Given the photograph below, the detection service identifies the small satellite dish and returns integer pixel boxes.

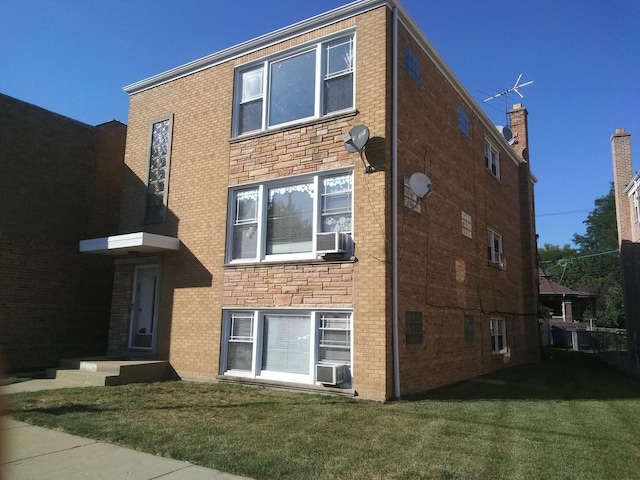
[495,125,512,141]
[344,125,373,173]
[408,172,433,199]
[343,125,370,153]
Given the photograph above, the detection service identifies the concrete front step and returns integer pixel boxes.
[47,369,119,386]
[46,359,170,387]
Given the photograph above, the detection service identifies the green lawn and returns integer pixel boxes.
[5,349,640,480]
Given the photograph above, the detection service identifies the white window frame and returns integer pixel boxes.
[634,191,640,223]
[318,313,352,365]
[226,169,353,263]
[221,309,353,386]
[487,228,504,266]
[232,32,355,136]
[484,139,500,179]
[490,318,507,354]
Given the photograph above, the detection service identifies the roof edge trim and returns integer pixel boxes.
[123,0,388,94]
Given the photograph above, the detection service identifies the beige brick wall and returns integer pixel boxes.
[112,4,538,399]
[113,6,393,398]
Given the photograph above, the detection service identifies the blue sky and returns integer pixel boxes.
[2,0,638,248]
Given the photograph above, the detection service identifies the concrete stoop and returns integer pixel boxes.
[46,358,170,386]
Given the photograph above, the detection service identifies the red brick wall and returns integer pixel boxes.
[0,93,126,371]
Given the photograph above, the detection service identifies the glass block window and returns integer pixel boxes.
[403,45,420,85]
[461,211,473,238]
[406,311,423,345]
[145,116,173,224]
[458,107,469,135]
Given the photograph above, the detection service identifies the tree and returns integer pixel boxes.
[538,184,624,328]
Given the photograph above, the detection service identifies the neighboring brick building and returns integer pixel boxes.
[81,0,539,400]
[611,128,639,354]
[0,93,126,372]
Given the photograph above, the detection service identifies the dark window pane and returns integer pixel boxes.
[233,223,258,259]
[228,342,252,370]
[239,99,262,134]
[324,74,353,114]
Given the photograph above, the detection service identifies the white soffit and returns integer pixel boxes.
[79,232,180,256]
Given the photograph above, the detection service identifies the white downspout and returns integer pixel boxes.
[391,6,400,399]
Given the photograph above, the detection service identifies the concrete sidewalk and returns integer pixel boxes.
[1,379,252,480]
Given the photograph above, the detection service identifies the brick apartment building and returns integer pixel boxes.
[611,128,639,354]
[81,0,539,400]
[0,93,126,372]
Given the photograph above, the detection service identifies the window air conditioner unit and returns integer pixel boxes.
[316,232,348,254]
[316,364,346,385]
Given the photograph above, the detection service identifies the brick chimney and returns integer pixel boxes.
[509,103,537,320]
[509,103,529,162]
[611,128,633,243]
[610,128,640,355]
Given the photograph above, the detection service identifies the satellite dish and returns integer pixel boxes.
[343,125,370,153]
[495,125,514,143]
[408,172,432,199]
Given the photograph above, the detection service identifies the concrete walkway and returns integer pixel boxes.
[1,379,252,480]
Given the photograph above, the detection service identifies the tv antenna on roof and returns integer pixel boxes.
[482,73,534,125]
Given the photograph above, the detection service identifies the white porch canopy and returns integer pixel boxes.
[79,232,180,256]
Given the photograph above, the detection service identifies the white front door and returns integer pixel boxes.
[129,265,159,350]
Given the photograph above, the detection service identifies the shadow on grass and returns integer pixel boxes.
[405,348,640,402]
[7,404,111,416]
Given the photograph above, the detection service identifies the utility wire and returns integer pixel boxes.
[536,209,591,217]
[539,249,618,264]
